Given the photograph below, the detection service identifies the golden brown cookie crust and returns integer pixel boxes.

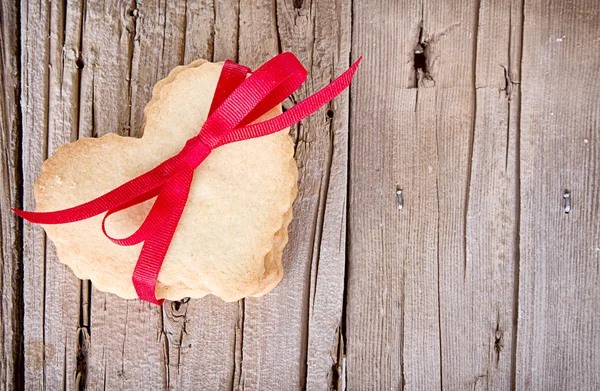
[35,59,298,302]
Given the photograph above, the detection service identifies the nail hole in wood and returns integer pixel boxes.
[414,45,427,74]
[563,190,571,214]
[413,25,435,87]
[327,109,334,118]
[396,187,403,211]
[75,57,85,69]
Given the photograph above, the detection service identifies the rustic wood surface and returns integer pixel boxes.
[0,0,598,390]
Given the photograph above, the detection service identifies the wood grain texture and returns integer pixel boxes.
[516,0,600,389]
[437,0,522,389]
[237,0,351,389]
[302,1,352,388]
[21,0,83,389]
[235,0,298,388]
[80,1,238,390]
[163,3,242,390]
[0,0,22,389]
[4,0,600,389]
[74,1,164,389]
[346,0,524,389]
[347,1,440,388]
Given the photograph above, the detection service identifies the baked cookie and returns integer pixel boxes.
[35,59,298,302]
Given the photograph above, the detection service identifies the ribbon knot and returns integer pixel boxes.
[14,52,361,305]
[181,138,212,168]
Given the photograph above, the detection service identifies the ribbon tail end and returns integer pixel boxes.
[11,208,36,222]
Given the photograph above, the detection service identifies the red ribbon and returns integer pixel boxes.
[13,52,361,305]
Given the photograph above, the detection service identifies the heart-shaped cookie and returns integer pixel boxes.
[35,59,298,302]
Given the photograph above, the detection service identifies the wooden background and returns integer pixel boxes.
[1,0,599,389]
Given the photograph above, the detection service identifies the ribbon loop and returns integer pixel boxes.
[218,56,362,146]
[13,52,361,304]
[101,187,163,246]
[199,53,308,147]
[133,167,195,305]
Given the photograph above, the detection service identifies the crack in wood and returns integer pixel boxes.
[90,71,96,138]
[330,326,345,390]
[209,0,216,61]
[75,325,90,390]
[310,105,337,315]
[126,0,139,137]
[160,308,170,387]
[161,298,191,389]
[339,4,354,389]
[235,0,241,63]
[464,0,482,282]
[434,88,443,391]
[232,299,245,391]
[413,23,434,89]
[0,0,25,387]
[160,0,168,68]
[473,373,489,390]
[273,0,283,55]
[509,0,525,388]
[41,2,54,387]
[181,0,188,61]
[494,312,504,367]
[76,280,91,389]
[74,1,92,382]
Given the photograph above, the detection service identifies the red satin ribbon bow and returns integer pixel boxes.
[13,52,361,305]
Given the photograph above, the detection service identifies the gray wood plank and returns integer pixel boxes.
[21,1,53,387]
[73,1,240,389]
[44,0,91,388]
[236,0,352,389]
[346,1,440,388]
[79,1,176,389]
[0,0,23,388]
[161,298,238,390]
[347,0,523,389]
[161,2,242,390]
[436,0,522,389]
[72,1,164,389]
[303,0,352,387]
[21,0,83,389]
[235,0,295,388]
[516,0,600,389]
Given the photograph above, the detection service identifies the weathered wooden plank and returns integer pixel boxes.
[21,1,52,387]
[213,0,240,62]
[80,0,171,389]
[78,1,241,389]
[435,0,522,389]
[162,298,238,390]
[302,0,352,388]
[516,0,600,389]
[183,0,215,64]
[346,1,441,388]
[235,0,295,388]
[21,0,83,388]
[236,0,352,389]
[44,0,91,388]
[164,2,242,389]
[347,0,521,388]
[0,0,23,388]
[128,0,188,138]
